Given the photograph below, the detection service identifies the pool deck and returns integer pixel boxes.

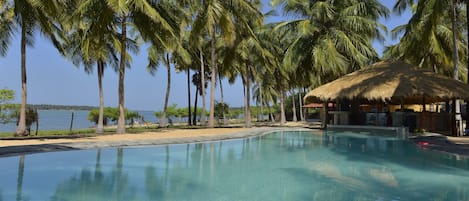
[410,133,469,157]
[0,127,311,157]
[1,125,469,158]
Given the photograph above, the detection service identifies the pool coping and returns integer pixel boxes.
[2,127,469,159]
[0,127,313,157]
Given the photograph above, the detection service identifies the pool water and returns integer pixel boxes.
[1,130,469,201]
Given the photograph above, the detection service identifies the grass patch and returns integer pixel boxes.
[0,128,98,138]
[0,125,178,139]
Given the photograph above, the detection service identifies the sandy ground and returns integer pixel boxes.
[0,128,250,148]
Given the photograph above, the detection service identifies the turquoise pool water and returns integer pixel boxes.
[1,130,469,201]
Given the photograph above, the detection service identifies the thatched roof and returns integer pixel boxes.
[304,60,469,104]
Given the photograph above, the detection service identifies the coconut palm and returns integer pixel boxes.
[62,0,123,134]
[384,0,467,77]
[386,0,467,135]
[205,1,264,128]
[0,0,64,136]
[97,0,176,134]
[274,0,389,85]
[190,0,262,128]
[146,2,190,128]
[256,23,293,125]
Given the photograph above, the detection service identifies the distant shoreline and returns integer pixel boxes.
[23,104,98,111]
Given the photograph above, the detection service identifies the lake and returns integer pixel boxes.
[0,110,160,132]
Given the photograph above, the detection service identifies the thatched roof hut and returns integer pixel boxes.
[304,60,469,104]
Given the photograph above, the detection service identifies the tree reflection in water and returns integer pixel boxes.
[50,148,136,201]
[16,155,24,201]
[7,131,469,201]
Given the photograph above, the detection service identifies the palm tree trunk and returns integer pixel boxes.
[292,90,297,122]
[299,88,304,121]
[208,30,217,128]
[200,51,206,126]
[267,102,275,123]
[280,90,286,126]
[218,72,227,125]
[160,53,171,128]
[35,113,38,136]
[187,67,192,126]
[16,26,28,136]
[466,0,469,132]
[96,59,104,134]
[245,66,252,128]
[451,0,463,136]
[259,82,263,122]
[193,86,199,126]
[117,15,127,134]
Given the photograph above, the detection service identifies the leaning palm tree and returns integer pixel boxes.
[146,2,190,128]
[0,0,64,136]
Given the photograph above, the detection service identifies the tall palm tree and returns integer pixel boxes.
[63,0,122,134]
[450,0,464,135]
[190,0,262,127]
[102,0,175,134]
[146,2,190,128]
[0,0,64,136]
[210,1,264,128]
[256,23,292,125]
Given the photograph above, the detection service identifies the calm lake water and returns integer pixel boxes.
[0,110,159,132]
[0,130,468,200]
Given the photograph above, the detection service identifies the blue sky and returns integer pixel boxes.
[0,0,411,111]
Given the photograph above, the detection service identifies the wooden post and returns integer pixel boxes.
[421,96,425,131]
[322,101,329,129]
[69,110,74,134]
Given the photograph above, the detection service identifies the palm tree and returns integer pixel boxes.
[385,0,466,77]
[210,1,264,128]
[146,2,190,128]
[100,0,175,134]
[274,0,389,85]
[0,0,64,136]
[387,0,467,135]
[190,0,262,127]
[255,23,292,125]
[63,0,122,134]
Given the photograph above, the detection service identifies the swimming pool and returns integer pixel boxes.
[1,130,468,201]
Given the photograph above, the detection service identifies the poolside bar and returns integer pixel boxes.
[304,60,469,136]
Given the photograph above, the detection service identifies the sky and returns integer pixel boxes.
[0,0,412,111]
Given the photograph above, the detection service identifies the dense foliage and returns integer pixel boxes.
[0,88,15,123]
[88,107,141,125]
